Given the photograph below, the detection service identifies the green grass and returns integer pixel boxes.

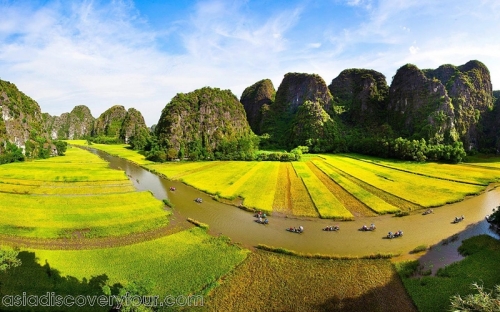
[313,160,400,214]
[395,235,500,312]
[321,154,484,208]
[0,228,249,310]
[292,162,353,219]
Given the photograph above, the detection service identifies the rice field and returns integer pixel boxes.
[175,162,258,195]
[307,161,377,217]
[348,154,500,185]
[205,250,417,312]
[312,160,400,214]
[78,143,498,217]
[0,228,249,310]
[221,161,280,211]
[0,147,169,239]
[321,155,485,208]
[148,161,224,179]
[292,162,354,219]
[66,140,153,165]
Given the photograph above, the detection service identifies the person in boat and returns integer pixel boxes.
[263,213,267,218]
[264,218,269,224]
[370,223,376,230]
[258,216,262,223]
[388,231,393,237]
[362,225,367,230]
[299,225,304,233]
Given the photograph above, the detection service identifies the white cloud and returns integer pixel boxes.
[1,0,500,126]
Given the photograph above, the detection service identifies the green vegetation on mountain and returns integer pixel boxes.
[44,105,94,140]
[0,79,57,161]
[329,68,389,126]
[152,87,258,161]
[260,72,339,151]
[240,79,275,135]
[423,60,494,150]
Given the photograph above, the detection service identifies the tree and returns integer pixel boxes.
[0,249,21,272]
[54,140,68,156]
[450,283,500,311]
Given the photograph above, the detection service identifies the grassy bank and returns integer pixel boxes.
[395,235,500,312]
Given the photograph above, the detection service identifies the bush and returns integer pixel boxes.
[162,198,174,208]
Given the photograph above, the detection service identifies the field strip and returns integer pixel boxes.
[233,161,280,212]
[289,163,318,217]
[148,161,226,180]
[320,155,484,207]
[292,162,353,219]
[306,161,377,217]
[272,163,294,215]
[344,154,490,186]
[219,162,267,198]
[318,158,422,211]
[175,162,259,195]
[312,160,400,214]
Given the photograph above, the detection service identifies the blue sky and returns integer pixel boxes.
[1,0,499,125]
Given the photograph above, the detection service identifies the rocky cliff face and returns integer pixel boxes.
[155,87,255,154]
[0,79,46,154]
[44,105,94,139]
[329,69,389,126]
[120,108,149,143]
[423,60,493,149]
[240,79,275,135]
[479,92,500,152]
[261,73,335,149]
[388,64,457,144]
[93,105,128,137]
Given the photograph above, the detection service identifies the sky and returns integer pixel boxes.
[0,0,499,126]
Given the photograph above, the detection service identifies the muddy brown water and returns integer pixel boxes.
[90,149,500,269]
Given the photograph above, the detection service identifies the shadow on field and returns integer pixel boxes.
[0,251,122,311]
[314,275,417,312]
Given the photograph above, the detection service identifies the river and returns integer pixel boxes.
[89,148,500,269]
